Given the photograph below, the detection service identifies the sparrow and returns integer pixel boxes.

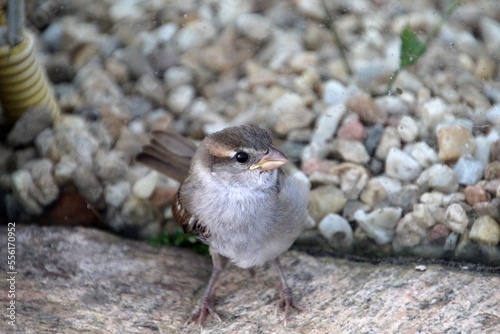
[136,125,309,326]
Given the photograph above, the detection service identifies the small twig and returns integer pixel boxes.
[321,0,352,76]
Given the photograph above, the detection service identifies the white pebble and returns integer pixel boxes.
[415,265,427,272]
[154,23,178,44]
[174,20,217,51]
[335,139,370,164]
[319,214,354,249]
[323,80,348,105]
[453,155,485,186]
[385,148,422,181]
[375,127,401,160]
[295,0,326,20]
[218,0,253,24]
[406,142,439,168]
[397,116,419,142]
[340,166,369,200]
[235,13,272,42]
[420,191,444,206]
[416,164,458,193]
[419,97,449,130]
[480,17,500,54]
[164,66,193,89]
[445,203,468,234]
[166,85,195,114]
[271,93,314,135]
[354,207,403,245]
[132,171,159,199]
[413,203,435,228]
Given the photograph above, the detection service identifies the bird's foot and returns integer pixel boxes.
[188,295,221,327]
[275,287,304,326]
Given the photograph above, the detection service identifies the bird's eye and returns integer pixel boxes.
[235,151,249,163]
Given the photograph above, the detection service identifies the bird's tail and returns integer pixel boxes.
[135,130,196,182]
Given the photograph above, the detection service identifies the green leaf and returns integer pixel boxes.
[400,27,426,69]
[147,228,209,255]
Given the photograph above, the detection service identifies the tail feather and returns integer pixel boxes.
[136,130,196,182]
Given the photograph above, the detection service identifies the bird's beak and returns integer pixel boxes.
[249,147,288,171]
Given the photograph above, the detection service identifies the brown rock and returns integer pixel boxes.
[346,95,388,124]
[309,185,348,222]
[337,118,367,141]
[473,199,500,220]
[490,140,500,162]
[437,124,475,162]
[464,185,491,205]
[484,161,500,180]
[428,224,452,245]
[301,158,339,176]
[40,190,101,227]
[483,179,500,195]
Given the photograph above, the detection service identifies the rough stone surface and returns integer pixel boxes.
[1,226,499,334]
[0,225,500,333]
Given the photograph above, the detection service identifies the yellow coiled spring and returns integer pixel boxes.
[0,31,60,122]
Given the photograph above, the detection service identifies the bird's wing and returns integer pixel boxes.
[172,189,211,242]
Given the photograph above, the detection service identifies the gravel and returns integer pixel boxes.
[0,0,499,265]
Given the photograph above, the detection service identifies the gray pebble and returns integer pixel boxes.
[94,150,128,184]
[7,107,53,147]
[34,128,60,161]
[11,170,43,215]
[389,185,419,213]
[104,181,131,208]
[72,165,103,204]
[28,159,59,206]
[364,124,384,156]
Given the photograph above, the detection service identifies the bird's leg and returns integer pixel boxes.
[274,257,304,325]
[189,251,226,327]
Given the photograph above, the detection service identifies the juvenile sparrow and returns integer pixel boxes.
[136,125,309,326]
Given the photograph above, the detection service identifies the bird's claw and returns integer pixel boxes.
[188,296,221,328]
[275,287,304,326]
